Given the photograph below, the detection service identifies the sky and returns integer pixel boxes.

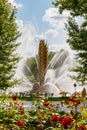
[9,0,74,58]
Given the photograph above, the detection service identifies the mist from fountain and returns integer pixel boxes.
[7,59,33,94]
[44,50,85,96]
[9,49,84,97]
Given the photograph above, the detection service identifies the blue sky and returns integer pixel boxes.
[9,0,73,58]
[16,0,54,32]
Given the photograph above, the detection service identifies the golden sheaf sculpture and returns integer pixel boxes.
[38,40,48,86]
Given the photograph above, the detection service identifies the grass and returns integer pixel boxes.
[0,96,69,101]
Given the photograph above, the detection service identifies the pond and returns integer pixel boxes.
[22,101,72,112]
[22,100,87,113]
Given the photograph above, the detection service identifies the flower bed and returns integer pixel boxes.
[0,93,87,130]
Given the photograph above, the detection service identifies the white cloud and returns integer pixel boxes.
[17,20,38,58]
[45,29,58,38]
[49,43,75,57]
[16,20,24,31]
[35,34,46,42]
[42,7,70,45]
[8,0,22,8]
[43,7,70,29]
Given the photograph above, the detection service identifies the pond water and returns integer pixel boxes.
[22,101,72,112]
[22,101,32,110]
[22,101,87,112]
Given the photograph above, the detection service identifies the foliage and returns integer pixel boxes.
[0,93,87,130]
[65,17,87,84]
[53,0,87,85]
[0,0,21,90]
[53,0,87,17]
[25,57,38,81]
[48,51,56,63]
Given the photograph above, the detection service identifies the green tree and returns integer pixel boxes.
[65,17,87,85]
[48,51,56,62]
[53,0,87,85]
[26,57,38,81]
[0,0,20,90]
[53,0,87,17]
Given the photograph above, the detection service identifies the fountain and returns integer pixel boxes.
[9,40,85,97]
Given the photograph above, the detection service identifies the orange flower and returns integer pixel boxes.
[38,105,44,109]
[43,99,50,106]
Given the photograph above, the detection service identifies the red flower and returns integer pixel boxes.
[69,96,75,102]
[63,124,68,129]
[17,121,24,127]
[20,110,24,114]
[58,116,63,122]
[50,115,59,122]
[70,110,74,115]
[75,100,81,106]
[62,117,72,129]
[79,125,86,130]
[12,95,18,100]
[63,117,72,124]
